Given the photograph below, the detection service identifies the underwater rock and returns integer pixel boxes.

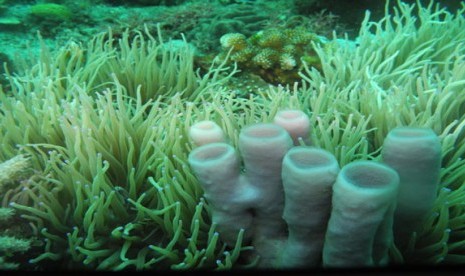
[29,3,72,22]
[104,0,188,6]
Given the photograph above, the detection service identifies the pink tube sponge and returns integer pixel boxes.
[323,161,399,267]
[273,110,311,145]
[381,127,441,247]
[280,146,339,268]
[188,120,225,146]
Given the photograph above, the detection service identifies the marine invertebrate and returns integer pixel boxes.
[188,110,312,267]
[0,28,244,270]
[382,127,442,248]
[218,26,323,85]
[7,88,248,270]
[323,161,399,267]
[188,107,453,269]
[187,108,451,269]
[280,146,339,268]
[300,0,465,264]
[219,33,247,51]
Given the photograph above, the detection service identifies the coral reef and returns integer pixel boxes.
[157,1,280,54]
[0,0,465,271]
[0,0,347,77]
[0,155,35,270]
[217,27,323,85]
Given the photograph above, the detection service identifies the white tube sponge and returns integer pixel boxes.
[189,120,225,146]
[238,123,293,266]
[188,142,255,244]
[239,124,292,226]
[323,161,399,267]
[280,147,340,268]
[273,109,311,145]
[381,127,441,246]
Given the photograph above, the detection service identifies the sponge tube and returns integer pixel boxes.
[239,123,293,266]
[323,161,399,267]
[188,142,255,244]
[381,127,441,246]
[189,120,225,146]
[273,110,311,145]
[239,123,293,218]
[280,146,339,268]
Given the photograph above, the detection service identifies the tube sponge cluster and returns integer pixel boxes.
[189,122,293,266]
[188,109,442,268]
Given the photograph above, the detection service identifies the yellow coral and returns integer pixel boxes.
[287,27,315,45]
[0,155,31,193]
[231,47,254,63]
[283,44,297,55]
[220,33,248,51]
[252,48,279,69]
[280,53,297,71]
[256,29,286,48]
[217,27,323,86]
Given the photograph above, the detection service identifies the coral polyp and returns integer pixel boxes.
[218,27,323,86]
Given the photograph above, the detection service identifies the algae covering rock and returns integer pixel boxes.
[104,0,187,6]
[217,27,324,86]
[30,3,72,22]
